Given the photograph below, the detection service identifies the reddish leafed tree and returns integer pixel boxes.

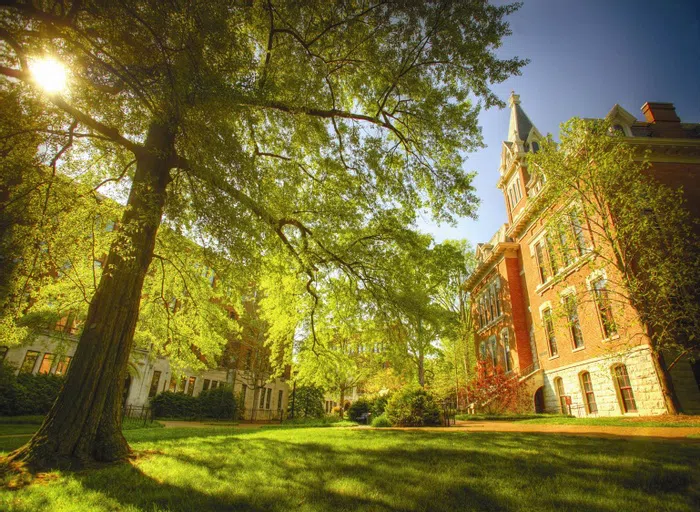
[466,361,530,414]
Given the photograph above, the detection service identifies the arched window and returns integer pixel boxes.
[580,371,597,414]
[554,377,568,413]
[612,364,637,413]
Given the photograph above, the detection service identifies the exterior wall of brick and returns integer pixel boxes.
[466,97,700,417]
[504,253,532,371]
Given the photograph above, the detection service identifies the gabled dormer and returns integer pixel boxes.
[498,92,543,223]
[605,104,636,137]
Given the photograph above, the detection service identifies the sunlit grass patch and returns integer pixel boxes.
[2,427,699,511]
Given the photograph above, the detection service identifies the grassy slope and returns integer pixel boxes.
[2,426,699,512]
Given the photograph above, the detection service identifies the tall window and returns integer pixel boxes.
[242,384,248,405]
[580,372,598,414]
[38,353,55,374]
[479,341,487,362]
[535,241,551,283]
[202,379,211,391]
[592,277,617,338]
[0,346,8,362]
[265,388,272,409]
[554,377,568,413]
[277,390,284,410]
[488,336,498,367]
[186,376,196,396]
[210,380,218,390]
[259,388,266,409]
[169,377,178,392]
[556,227,573,268]
[564,294,584,349]
[613,365,637,413]
[542,308,558,357]
[148,371,161,398]
[569,211,587,255]
[54,355,72,376]
[508,175,523,209]
[20,350,40,373]
[502,329,512,373]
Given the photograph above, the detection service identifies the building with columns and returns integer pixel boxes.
[464,93,700,416]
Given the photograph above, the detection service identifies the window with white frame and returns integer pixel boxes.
[507,175,523,210]
[562,293,584,349]
[569,210,587,256]
[591,276,617,339]
[580,372,598,414]
[534,240,551,284]
[487,335,498,367]
[542,307,558,357]
[476,277,503,328]
[501,328,512,373]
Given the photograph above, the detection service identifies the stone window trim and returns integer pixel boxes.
[476,313,506,335]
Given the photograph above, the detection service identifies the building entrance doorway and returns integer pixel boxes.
[534,386,545,413]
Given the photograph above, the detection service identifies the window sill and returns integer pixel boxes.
[476,314,507,335]
[601,334,620,343]
[572,346,586,353]
[548,354,559,361]
[534,253,595,296]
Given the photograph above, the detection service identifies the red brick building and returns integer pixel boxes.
[464,94,700,416]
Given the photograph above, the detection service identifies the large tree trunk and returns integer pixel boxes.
[7,122,175,470]
[650,349,683,415]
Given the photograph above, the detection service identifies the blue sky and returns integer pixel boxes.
[418,0,700,245]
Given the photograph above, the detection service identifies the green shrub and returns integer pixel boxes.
[371,413,392,428]
[151,391,199,419]
[369,393,392,417]
[198,386,237,419]
[0,361,64,416]
[385,387,440,427]
[347,398,370,421]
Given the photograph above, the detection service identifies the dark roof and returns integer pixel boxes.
[513,103,535,141]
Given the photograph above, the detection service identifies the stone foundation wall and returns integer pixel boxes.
[541,346,667,417]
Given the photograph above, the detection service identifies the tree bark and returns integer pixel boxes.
[650,349,683,415]
[7,121,175,470]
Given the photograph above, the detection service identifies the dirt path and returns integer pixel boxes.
[159,419,700,441]
[382,420,700,440]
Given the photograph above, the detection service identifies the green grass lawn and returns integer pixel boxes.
[2,425,699,511]
[455,413,700,428]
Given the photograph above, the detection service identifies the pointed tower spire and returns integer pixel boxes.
[508,91,535,144]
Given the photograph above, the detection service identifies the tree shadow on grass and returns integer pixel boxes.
[6,429,700,512]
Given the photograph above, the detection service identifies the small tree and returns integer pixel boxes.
[467,361,530,414]
[287,385,324,419]
[528,118,700,414]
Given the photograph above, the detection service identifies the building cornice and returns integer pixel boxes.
[463,242,519,292]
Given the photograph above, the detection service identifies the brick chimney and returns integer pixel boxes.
[641,102,684,138]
